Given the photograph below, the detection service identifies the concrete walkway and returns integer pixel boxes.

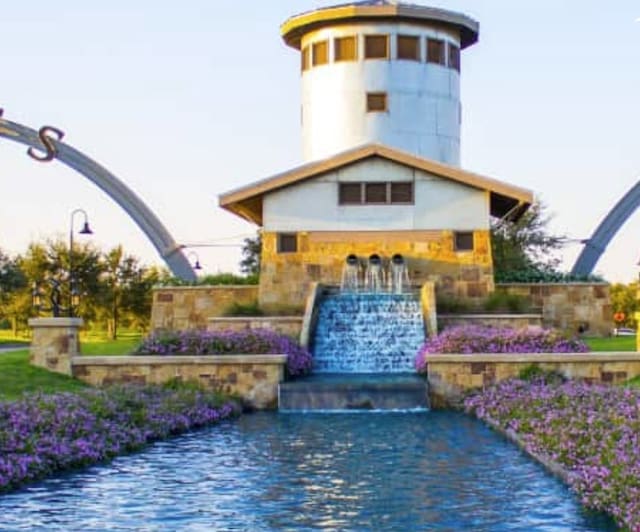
[0,344,29,353]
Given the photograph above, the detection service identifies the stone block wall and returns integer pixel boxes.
[496,283,611,336]
[29,317,83,375]
[425,353,640,408]
[438,314,543,330]
[259,229,494,310]
[151,286,259,331]
[72,355,287,409]
[207,317,303,339]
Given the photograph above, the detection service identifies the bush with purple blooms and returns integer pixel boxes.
[465,379,640,531]
[0,384,238,493]
[135,329,313,377]
[415,325,588,373]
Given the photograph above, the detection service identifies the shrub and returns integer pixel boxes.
[223,301,264,317]
[415,325,588,372]
[155,273,259,287]
[483,292,530,313]
[465,380,640,530]
[495,269,605,284]
[136,329,312,377]
[0,384,238,493]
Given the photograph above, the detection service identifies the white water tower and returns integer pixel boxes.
[281,1,479,166]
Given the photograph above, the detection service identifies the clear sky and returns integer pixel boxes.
[1,1,640,281]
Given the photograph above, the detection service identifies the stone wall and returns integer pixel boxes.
[259,229,494,310]
[207,317,303,339]
[438,314,543,330]
[425,353,640,408]
[72,355,287,410]
[29,317,83,375]
[151,286,259,331]
[495,283,611,336]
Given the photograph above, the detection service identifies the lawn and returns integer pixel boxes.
[80,332,142,356]
[583,335,636,352]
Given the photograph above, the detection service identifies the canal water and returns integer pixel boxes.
[0,412,616,531]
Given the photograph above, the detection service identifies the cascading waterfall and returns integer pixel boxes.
[364,254,384,293]
[389,253,410,294]
[340,254,360,292]
[311,292,425,373]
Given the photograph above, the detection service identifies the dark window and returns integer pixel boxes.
[365,183,388,203]
[277,233,298,253]
[364,35,389,59]
[312,40,329,66]
[397,35,420,61]
[427,38,445,65]
[366,92,388,112]
[390,182,413,203]
[301,46,310,71]
[448,43,460,72]
[339,183,362,204]
[454,231,474,251]
[335,36,357,61]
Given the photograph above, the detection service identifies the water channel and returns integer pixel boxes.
[1,412,615,531]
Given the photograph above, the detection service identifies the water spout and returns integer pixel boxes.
[341,254,361,292]
[364,254,384,293]
[389,254,410,294]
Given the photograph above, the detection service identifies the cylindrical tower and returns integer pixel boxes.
[281,1,479,166]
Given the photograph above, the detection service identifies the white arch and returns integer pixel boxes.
[0,116,196,281]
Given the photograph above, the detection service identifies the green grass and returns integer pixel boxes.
[80,333,142,356]
[0,350,87,401]
[584,336,636,352]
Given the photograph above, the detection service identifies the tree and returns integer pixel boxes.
[240,233,261,277]
[609,282,638,328]
[491,202,567,280]
[0,249,27,332]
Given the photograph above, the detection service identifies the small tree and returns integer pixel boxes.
[240,233,261,277]
[491,202,567,280]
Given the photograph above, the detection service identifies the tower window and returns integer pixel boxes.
[364,35,389,59]
[277,233,298,253]
[448,43,460,72]
[312,40,329,66]
[338,182,414,205]
[454,231,474,251]
[335,36,357,61]
[365,183,387,204]
[366,92,388,112]
[390,182,413,203]
[397,35,420,61]
[427,39,445,65]
[301,46,310,71]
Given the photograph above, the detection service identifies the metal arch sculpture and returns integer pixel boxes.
[571,180,640,276]
[0,110,196,281]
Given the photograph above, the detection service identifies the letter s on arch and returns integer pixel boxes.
[27,126,65,162]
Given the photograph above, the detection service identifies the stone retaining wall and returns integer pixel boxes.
[72,355,287,410]
[425,353,640,408]
[438,314,543,330]
[495,283,611,336]
[151,286,259,331]
[207,317,303,339]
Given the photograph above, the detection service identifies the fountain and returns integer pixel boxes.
[280,254,428,411]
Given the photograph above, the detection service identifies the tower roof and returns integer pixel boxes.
[281,1,479,50]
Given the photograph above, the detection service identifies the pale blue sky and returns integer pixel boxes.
[1,1,640,281]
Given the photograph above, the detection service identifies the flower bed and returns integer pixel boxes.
[465,379,640,530]
[0,384,238,493]
[136,329,312,377]
[415,325,588,373]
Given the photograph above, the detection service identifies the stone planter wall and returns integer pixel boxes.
[438,314,543,330]
[72,355,287,410]
[207,317,303,339]
[29,317,83,375]
[425,352,640,408]
[495,283,611,336]
[151,285,259,331]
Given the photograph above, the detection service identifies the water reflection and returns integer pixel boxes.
[0,412,616,531]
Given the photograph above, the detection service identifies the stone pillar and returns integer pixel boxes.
[28,318,83,375]
[421,282,437,337]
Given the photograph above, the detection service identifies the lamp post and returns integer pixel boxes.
[69,209,93,317]
[186,251,203,273]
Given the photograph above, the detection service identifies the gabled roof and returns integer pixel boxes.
[219,144,533,226]
[281,1,479,50]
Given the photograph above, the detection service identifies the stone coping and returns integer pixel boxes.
[152,285,257,292]
[438,314,543,319]
[72,355,288,365]
[424,352,640,363]
[28,317,84,327]
[496,282,609,287]
[207,316,303,322]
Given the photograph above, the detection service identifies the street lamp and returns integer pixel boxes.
[186,251,203,272]
[69,208,93,317]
